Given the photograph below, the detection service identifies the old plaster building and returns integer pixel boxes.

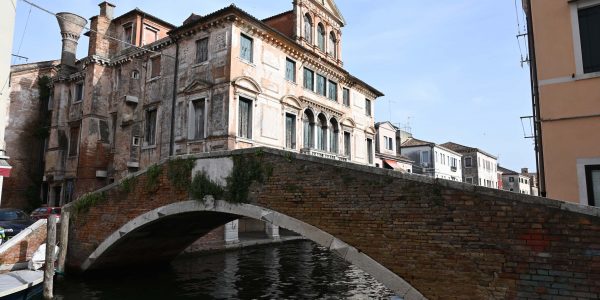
[525,0,600,205]
[43,1,382,206]
[498,166,533,195]
[2,61,57,209]
[374,121,413,172]
[400,138,463,182]
[440,142,498,188]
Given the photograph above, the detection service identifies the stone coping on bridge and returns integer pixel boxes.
[65,147,600,218]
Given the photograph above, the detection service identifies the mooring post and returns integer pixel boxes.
[43,215,57,299]
[57,210,69,274]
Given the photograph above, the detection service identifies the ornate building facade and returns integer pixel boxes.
[43,0,383,206]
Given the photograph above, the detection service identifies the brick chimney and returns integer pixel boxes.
[56,12,87,67]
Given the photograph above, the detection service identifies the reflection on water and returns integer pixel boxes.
[55,240,400,299]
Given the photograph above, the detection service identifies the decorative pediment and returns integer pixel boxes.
[281,95,302,110]
[365,126,376,135]
[181,79,211,94]
[233,76,263,95]
[341,117,356,128]
[304,0,346,27]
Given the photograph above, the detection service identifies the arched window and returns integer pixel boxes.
[329,118,339,153]
[303,110,315,148]
[317,113,328,151]
[304,14,313,44]
[317,23,325,51]
[328,32,337,58]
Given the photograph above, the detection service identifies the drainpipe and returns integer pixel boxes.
[524,0,546,197]
[169,40,180,156]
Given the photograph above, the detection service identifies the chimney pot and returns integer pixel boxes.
[99,2,115,19]
[56,12,87,67]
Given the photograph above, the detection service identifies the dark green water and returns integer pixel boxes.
[54,240,400,299]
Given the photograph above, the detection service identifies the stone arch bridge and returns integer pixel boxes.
[64,148,600,299]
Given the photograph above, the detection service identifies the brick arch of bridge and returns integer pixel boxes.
[65,148,600,300]
[79,200,422,298]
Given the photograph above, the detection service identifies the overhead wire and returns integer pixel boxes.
[19,0,176,59]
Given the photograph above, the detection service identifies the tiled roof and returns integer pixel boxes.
[498,166,518,175]
[440,141,497,159]
[401,138,434,147]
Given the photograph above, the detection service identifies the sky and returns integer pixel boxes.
[11,0,536,172]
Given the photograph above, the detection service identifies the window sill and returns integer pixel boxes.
[187,139,206,145]
[147,76,161,83]
[238,57,255,67]
[286,79,297,85]
[575,71,600,81]
[142,145,157,150]
[192,61,209,68]
[73,100,83,104]
[236,136,253,144]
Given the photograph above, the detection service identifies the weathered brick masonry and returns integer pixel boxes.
[0,220,47,271]
[66,148,600,299]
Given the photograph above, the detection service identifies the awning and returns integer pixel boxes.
[0,159,12,177]
[384,159,401,170]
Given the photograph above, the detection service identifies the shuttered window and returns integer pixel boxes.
[365,99,372,116]
[145,109,157,146]
[238,97,252,139]
[196,38,209,63]
[329,32,337,58]
[285,113,296,149]
[304,15,313,44]
[69,126,80,156]
[316,74,326,96]
[343,88,350,106]
[303,68,314,91]
[151,56,161,78]
[317,23,325,51]
[192,100,205,140]
[328,80,337,101]
[240,34,253,63]
[344,132,351,158]
[367,138,373,164]
[579,5,600,73]
[285,58,296,82]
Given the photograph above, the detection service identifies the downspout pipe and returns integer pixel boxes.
[524,0,546,197]
[169,40,180,156]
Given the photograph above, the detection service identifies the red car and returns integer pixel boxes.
[30,207,61,222]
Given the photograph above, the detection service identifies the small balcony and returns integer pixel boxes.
[300,148,349,162]
[451,166,457,172]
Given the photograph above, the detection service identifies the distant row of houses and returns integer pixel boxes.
[374,122,539,196]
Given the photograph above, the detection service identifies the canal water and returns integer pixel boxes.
[54,240,400,299]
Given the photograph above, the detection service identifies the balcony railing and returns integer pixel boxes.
[300,148,349,162]
[451,166,457,172]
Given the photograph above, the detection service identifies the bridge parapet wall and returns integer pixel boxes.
[65,148,600,299]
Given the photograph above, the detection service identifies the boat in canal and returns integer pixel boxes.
[0,270,43,300]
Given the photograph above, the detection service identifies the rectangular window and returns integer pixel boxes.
[579,5,600,73]
[240,34,253,63]
[196,38,209,63]
[342,88,350,106]
[151,56,161,78]
[328,80,337,101]
[285,113,296,149]
[143,26,158,45]
[466,177,473,184]
[145,109,157,146]
[421,151,430,164]
[115,68,121,90]
[585,165,600,206]
[110,113,117,151]
[192,100,205,140]
[303,68,314,91]
[344,132,351,158]
[509,177,515,182]
[123,25,133,44]
[285,58,296,82]
[69,126,80,156]
[238,97,252,139]
[75,83,84,102]
[465,157,472,167]
[316,74,326,96]
[367,138,373,164]
[365,99,372,116]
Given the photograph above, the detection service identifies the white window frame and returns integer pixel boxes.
[576,157,600,205]
[570,0,600,76]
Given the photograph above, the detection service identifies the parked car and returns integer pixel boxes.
[0,209,34,239]
[30,207,61,222]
